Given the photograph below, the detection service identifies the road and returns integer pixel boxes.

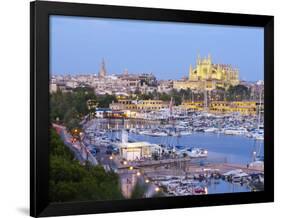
[85,141,118,172]
[53,123,98,165]
[60,128,84,162]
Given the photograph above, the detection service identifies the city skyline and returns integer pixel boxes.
[50,15,264,81]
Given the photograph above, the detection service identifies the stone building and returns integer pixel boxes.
[174,55,239,91]
[98,58,107,78]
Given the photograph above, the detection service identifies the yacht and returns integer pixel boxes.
[139,130,168,137]
[180,130,192,136]
[186,147,208,158]
[224,127,247,135]
[253,128,264,140]
[231,172,249,183]
[204,127,218,133]
[254,134,264,141]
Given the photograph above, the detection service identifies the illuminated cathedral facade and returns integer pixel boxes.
[174,55,239,91]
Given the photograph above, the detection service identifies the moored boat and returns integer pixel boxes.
[186,147,208,158]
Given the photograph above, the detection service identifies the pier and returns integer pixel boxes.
[117,160,263,175]
[117,157,191,169]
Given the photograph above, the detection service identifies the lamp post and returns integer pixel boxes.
[87,99,98,120]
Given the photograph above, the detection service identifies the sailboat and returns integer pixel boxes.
[248,89,264,169]
[253,90,264,140]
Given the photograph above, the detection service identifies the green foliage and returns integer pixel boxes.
[63,107,80,131]
[51,88,117,130]
[130,180,148,199]
[151,190,165,198]
[50,87,96,124]
[49,129,124,202]
[132,85,252,104]
[49,180,78,202]
[226,84,251,101]
[96,94,117,108]
[133,88,193,105]
[216,86,226,91]
[158,92,171,102]
[50,129,74,159]
[138,93,154,100]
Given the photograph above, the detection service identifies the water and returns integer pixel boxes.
[97,119,264,165]
[94,119,263,194]
[128,132,261,194]
[202,179,250,194]
[130,133,264,164]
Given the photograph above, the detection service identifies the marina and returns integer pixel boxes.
[79,111,264,198]
[46,12,269,207]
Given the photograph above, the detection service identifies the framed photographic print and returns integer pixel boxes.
[30,1,274,217]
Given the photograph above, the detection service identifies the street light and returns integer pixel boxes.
[155,187,160,192]
[145,179,150,183]
[109,156,113,160]
[129,166,134,170]
[136,171,141,176]
[123,161,128,165]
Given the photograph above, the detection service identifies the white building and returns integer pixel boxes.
[50,83,57,93]
[157,80,173,93]
[66,80,78,89]
[95,108,112,118]
[117,141,163,161]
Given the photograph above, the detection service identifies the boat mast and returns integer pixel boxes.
[169,97,173,120]
[256,89,263,159]
[252,88,263,162]
[257,89,262,129]
[204,81,208,112]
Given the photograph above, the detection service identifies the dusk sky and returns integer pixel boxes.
[50,15,264,81]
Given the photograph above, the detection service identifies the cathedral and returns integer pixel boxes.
[98,58,107,78]
[174,55,239,91]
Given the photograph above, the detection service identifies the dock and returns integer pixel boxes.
[117,157,191,169]
[116,158,263,176]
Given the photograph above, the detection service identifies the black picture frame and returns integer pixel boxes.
[30,1,274,217]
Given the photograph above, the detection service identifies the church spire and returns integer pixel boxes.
[208,53,212,64]
[197,53,201,64]
[99,58,107,78]
[189,64,193,77]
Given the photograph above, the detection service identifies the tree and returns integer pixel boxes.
[96,94,117,108]
[131,180,148,199]
[179,88,192,101]
[226,85,251,101]
[63,107,80,131]
[49,129,124,202]
[135,92,152,100]
[159,92,171,102]
[50,87,97,124]
[134,87,141,96]
[151,190,165,198]
[170,89,183,105]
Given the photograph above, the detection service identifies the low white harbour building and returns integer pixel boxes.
[117,141,163,161]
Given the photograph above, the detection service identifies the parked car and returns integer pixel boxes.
[92,146,100,153]
[90,149,97,156]
[106,145,119,154]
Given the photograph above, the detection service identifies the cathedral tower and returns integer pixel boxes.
[98,58,107,78]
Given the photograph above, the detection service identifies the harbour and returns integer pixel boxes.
[47,15,268,205]
[79,113,264,198]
